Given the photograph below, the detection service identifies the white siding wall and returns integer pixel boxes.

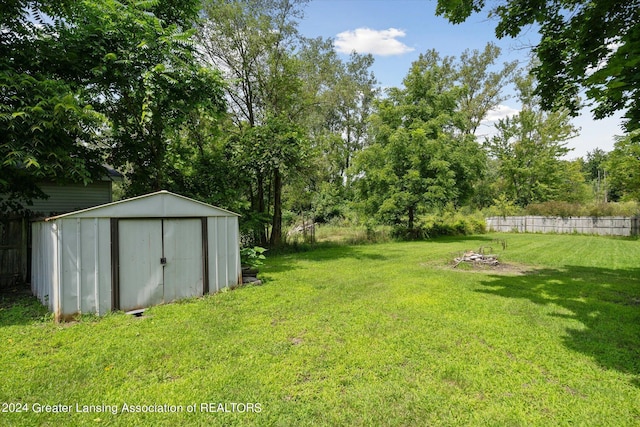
[43,218,112,318]
[28,182,113,216]
[208,216,241,292]
[31,221,57,311]
[228,216,241,286]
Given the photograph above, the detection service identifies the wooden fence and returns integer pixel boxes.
[486,216,640,236]
[0,216,29,288]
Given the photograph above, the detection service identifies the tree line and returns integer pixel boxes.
[2,0,639,245]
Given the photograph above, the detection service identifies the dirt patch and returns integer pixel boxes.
[451,260,532,275]
[290,337,304,345]
[420,260,532,275]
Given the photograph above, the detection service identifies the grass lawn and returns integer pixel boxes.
[1,233,639,426]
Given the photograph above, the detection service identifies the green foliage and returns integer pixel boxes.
[161,112,248,214]
[354,50,486,231]
[582,148,618,203]
[555,159,592,204]
[457,43,518,135]
[522,201,640,217]
[0,0,225,212]
[392,211,486,240]
[282,73,372,229]
[197,1,379,248]
[0,1,108,212]
[309,223,392,246]
[298,39,378,186]
[240,246,267,268]
[484,193,522,217]
[309,182,346,223]
[78,0,227,195]
[585,201,640,217]
[436,0,640,135]
[199,0,314,247]
[525,201,585,218]
[232,115,311,246]
[583,148,608,182]
[484,72,577,207]
[606,131,640,202]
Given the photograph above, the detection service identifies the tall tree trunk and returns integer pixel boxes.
[269,168,283,247]
[256,174,268,246]
[408,205,415,233]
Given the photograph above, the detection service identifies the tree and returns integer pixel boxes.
[290,37,377,225]
[1,0,226,212]
[199,0,308,126]
[605,131,640,201]
[484,73,577,206]
[300,42,378,184]
[0,1,106,213]
[198,0,313,246]
[228,115,310,246]
[582,148,612,202]
[583,148,608,182]
[456,43,518,135]
[555,160,591,204]
[69,0,226,195]
[159,110,250,214]
[436,0,640,135]
[354,51,485,233]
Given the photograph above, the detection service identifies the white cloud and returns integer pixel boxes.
[334,27,414,56]
[585,39,622,77]
[483,104,520,122]
[475,105,521,140]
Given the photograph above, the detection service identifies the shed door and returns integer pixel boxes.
[118,219,203,312]
[162,219,203,302]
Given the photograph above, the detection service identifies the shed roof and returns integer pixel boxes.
[43,190,239,221]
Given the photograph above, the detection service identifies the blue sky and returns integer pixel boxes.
[297,0,624,159]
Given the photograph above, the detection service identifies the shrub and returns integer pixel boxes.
[392,212,486,240]
[240,246,267,268]
[488,194,522,217]
[586,201,640,217]
[524,201,640,217]
[525,201,584,217]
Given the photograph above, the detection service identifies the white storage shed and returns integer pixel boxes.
[31,190,242,321]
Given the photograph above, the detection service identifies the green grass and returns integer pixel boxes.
[1,233,639,426]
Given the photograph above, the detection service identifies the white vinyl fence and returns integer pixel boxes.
[486,216,640,236]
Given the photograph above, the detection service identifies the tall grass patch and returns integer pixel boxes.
[392,211,486,239]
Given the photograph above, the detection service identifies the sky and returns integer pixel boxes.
[297,0,625,159]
